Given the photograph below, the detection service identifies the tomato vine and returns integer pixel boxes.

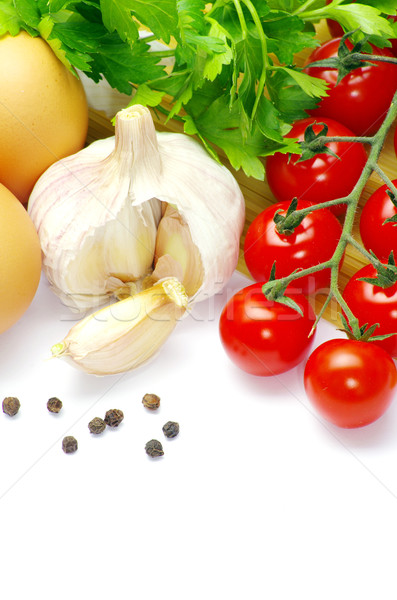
[262,44,397,342]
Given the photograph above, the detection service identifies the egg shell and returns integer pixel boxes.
[0,31,88,204]
[0,184,42,333]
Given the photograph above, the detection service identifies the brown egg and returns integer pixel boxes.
[0,184,42,333]
[0,31,88,204]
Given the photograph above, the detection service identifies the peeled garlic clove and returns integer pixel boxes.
[51,278,188,375]
[152,204,204,296]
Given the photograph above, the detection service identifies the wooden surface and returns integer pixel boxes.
[85,22,397,326]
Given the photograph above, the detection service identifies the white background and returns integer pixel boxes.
[1,270,397,599]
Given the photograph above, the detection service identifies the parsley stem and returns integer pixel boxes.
[152,103,184,122]
[239,0,268,120]
[149,50,176,58]
[141,34,157,43]
[146,69,191,86]
[299,7,334,21]
[291,0,320,16]
[231,0,248,40]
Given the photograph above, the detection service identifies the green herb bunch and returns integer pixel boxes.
[0,0,395,178]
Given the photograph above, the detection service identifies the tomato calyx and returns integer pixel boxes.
[273,197,307,235]
[297,121,340,162]
[339,254,397,343]
[262,263,304,316]
[339,312,397,345]
[383,190,397,225]
[358,252,397,289]
[306,31,380,84]
[339,314,383,343]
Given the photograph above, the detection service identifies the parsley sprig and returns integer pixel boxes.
[0,0,395,178]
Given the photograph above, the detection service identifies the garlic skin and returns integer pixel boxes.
[28,105,245,311]
[28,107,162,310]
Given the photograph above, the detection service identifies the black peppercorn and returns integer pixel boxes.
[145,439,164,458]
[47,397,63,413]
[104,409,124,428]
[62,436,78,454]
[88,417,106,435]
[2,396,20,417]
[142,393,161,410]
[162,421,180,438]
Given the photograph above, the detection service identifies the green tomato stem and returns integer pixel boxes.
[355,53,397,66]
[346,235,389,272]
[372,164,397,196]
[303,135,373,145]
[308,292,332,338]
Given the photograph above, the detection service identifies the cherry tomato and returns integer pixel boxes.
[360,179,397,261]
[342,263,397,357]
[265,117,367,217]
[304,38,397,135]
[219,282,315,376]
[243,200,342,295]
[325,0,344,38]
[304,338,397,428]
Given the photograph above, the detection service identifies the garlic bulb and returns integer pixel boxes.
[28,107,163,310]
[28,104,245,374]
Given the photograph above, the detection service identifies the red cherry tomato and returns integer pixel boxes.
[243,200,342,295]
[360,179,397,261]
[219,282,316,376]
[342,263,397,357]
[304,38,397,135]
[304,338,397,428]
[325,0,344,38]
[265,117,367,217]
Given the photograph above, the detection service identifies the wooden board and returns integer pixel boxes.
[85,21,397,326]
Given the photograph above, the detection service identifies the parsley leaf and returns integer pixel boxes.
[130,0,179,44]
[0,1,24,36]
[190,95,268,178]
[99,0,139,43]
[2,0,395,179]
[307,1,396,38]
